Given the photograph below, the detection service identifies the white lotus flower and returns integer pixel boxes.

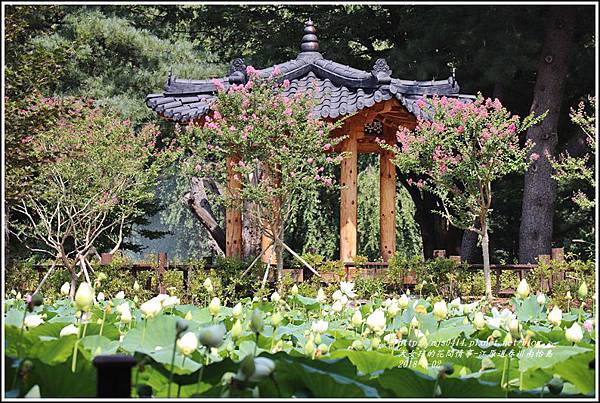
[433,300,448,321]
[120,309,132,324]
[366,309,386,334]
[24,314,44,329]
[516,278,530,299]
[177,331,199,356]
[340,295,349,306]
[565,322,583,343]
[473,311,486,330]
[449,297,461,308]
[162,295,180,308]
[232,302,243,318]
[115,291,125,299]
[116,302,130,315]
[339,281,356,298]
[208,297,221,316]
[60,282,71,296]
[387,300,400,317]
[331,300,344,313]
[351,310,363,327]
[398,294,410,309]
[140,298,162,319]
[383,333,398,346]
[248,357,276,382]
[332,290,343,301]
[536,293,546,305]
[74,282,94,312]
[315,288,327,303]
[547,306,563,327]
[487,307,515,329]
[270,291,281,303]
[311,320,329,334]
[60,324,79,337]
[508,318,521,336]
[97,292,105,302]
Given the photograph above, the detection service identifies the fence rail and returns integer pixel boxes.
[30,248,570,297]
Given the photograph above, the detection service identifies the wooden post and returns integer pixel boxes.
[226,155,243,258]
[340,127,359,262]
[433,249,446,258]
[261,234,276,264]
[538,254,551,292]
[157,252,167,294]
[379,130,396,262]
[551,247,565,287]
[100,253,113,265]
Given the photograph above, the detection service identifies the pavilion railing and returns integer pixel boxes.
[29,248,570,298]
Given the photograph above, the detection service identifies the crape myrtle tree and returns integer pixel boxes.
[381,94,545,299]
[179,66,344,284]
[10,95,174,297]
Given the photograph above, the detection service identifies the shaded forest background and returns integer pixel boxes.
[4,4,596,264]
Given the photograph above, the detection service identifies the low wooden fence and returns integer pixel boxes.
[32,248,569,297]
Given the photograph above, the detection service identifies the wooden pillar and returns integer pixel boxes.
[157,252,167,294]
[226,155,243,258]
[379,144,396,262]
[261,234,276,264]
[340,128,358,262]
[261,165,280,265]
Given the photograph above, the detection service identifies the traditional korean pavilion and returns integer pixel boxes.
[146,20,473,263]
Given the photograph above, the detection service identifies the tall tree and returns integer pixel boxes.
[518,6,577,263]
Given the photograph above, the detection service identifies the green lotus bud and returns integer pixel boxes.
[198,323,226,348]
[547,376,564,395]
[371,337,380,349]
[74,282,94,312]
[304,338,315,356]
[314,334,321,344]
[351,339,364,350]
[232,302,243,319]
[208,297,221,316]
[351,310,363,327]
[176,318,188,337]
[231,319,243,340]
[492,329,502,339]
[271,311,283,328]
[503,332,513,347]
[399,326,409,335]
[240,354,255,378]
[516,278,530,299]
[203,278,214,294]
[318,343,328,354]
[578,281,588,299]
[250,309,264,334]
[291,284,299,296]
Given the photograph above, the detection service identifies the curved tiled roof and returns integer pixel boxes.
[146,20,474,123]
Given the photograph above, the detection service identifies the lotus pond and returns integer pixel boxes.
[4,281,596,398]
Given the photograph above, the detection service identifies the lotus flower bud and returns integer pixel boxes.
[24,314,44,329]
[248,357,275,382]
[75,283,94,312]
[371,337,380,349]
[351,310,363,327]
[203,278,214,294]
[315,288,326,303]
[290,284,299,296]
[184,310,193,320]
[318,343,329,354]
[417,335,428,349]
[508,318,521,337]
[115,291,125,299]
[503,332,513,346]
[410,316,419,328]
[97,292,105,302]
[433,300,448,321]
[231,319,243,339]
[516,279,530,299]
[304,337,315,356]
[547,376,564,395]
[399,326,409,335]
[232,302,243,319]
[271,311,283,327]
[473,311,486,330]
[565,322,583,343]
[271,291,281,303]
[387,300,400,317]
[351,339,364,350]
[314,333,321,344]
[133,296,138,304]
[208,297,221,316]
[547,306,563,327]
[332,300,343,313]
[491,329,502,339]
[536,293,546,305]
[398,294,409,309]
[120,309,132,324]
[60,282,71,296]
[60,324,79,337]
[250,309,264,334]
[176,331,199,356]
[133,281,140,291]
[198,323,226,348]
[578,281,588,299]
[332,290,343,301]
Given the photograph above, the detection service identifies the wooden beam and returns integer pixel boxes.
[225,155,242,257]
[340,126,359,262]
[379,127,396,262]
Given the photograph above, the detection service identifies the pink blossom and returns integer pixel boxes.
[416,99,427,109]
[456,125,465,134]
[323,143,332,151]
[284,108,292,116]
[583,320,594,332]
[21,136,33,143]
[213,111,222,120]
[323,177,333,186]
[530,152,540,161]
[439,163,448,174]
[307,158,314,164]
[270,66,281,77]
[211,78,225,91]
[283,79,290,89]
[407,178,414,186]
[326,157,333,163]
[246,65,258,76]
[314,174,321,180]
[507,123,516,134]
[415,180,425,189]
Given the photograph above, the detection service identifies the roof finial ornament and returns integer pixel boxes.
[167,66,173,86]
[371,58,392,84]
[300,18,319,52]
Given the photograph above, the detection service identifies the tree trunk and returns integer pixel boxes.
[518,6,576,263]
[242,201,262,259]
[460,220,482,263]
[481,221,493,300]
[184,177,226,254]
